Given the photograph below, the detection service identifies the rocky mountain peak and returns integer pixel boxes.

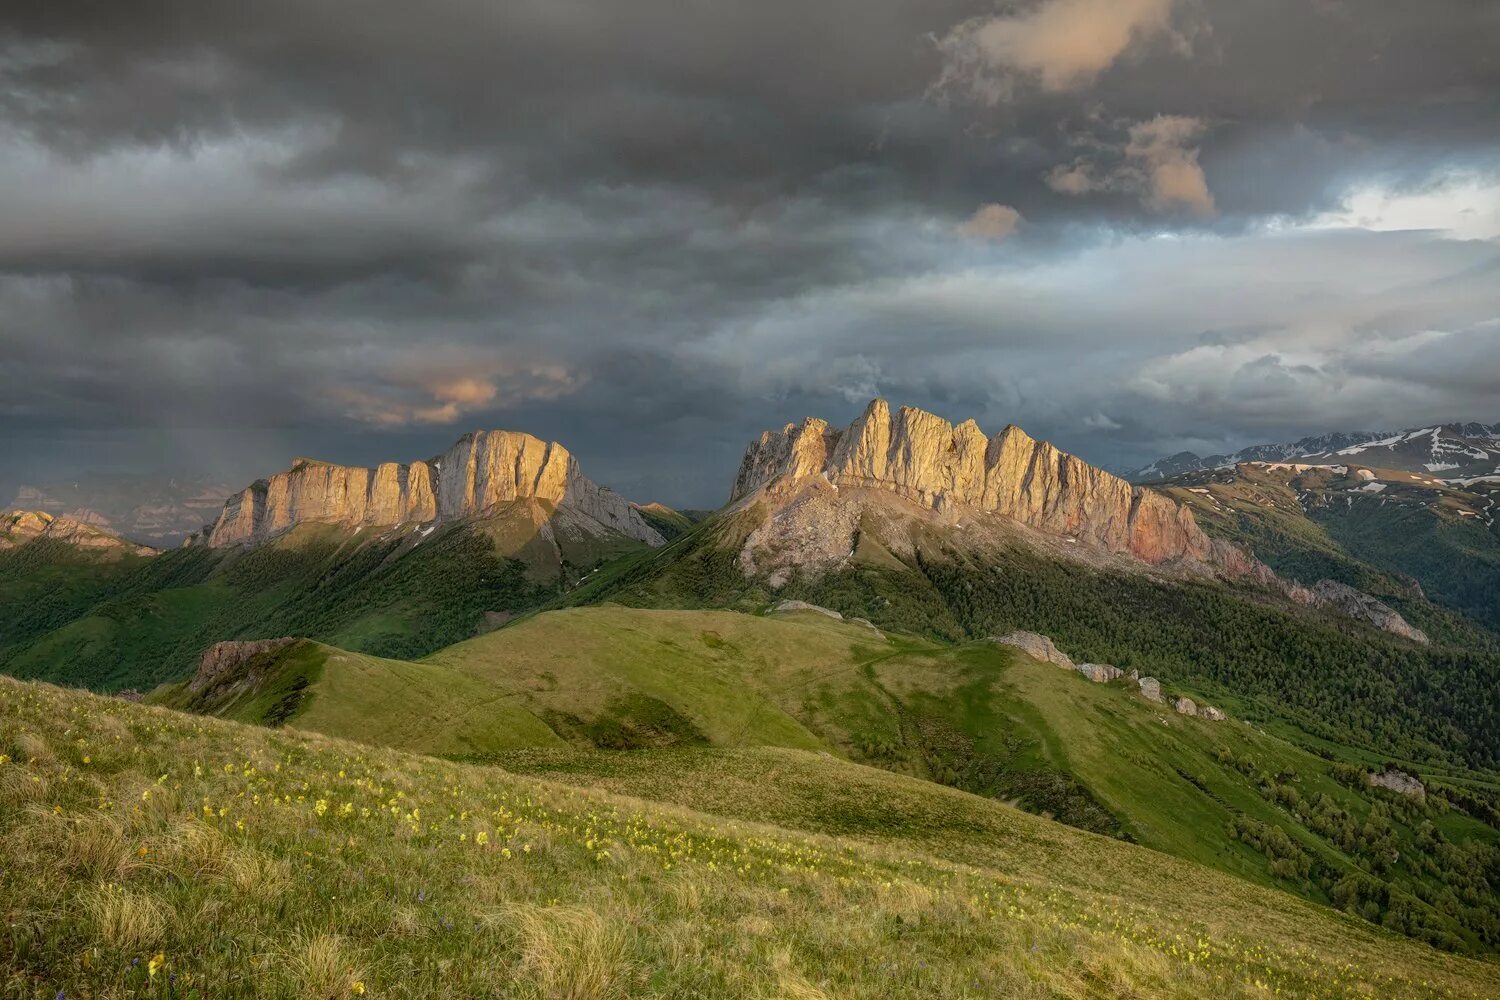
[731,398,1246,575]
[1,509,156,556]
[201,429,664,548]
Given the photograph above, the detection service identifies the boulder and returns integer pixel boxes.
[1138,676,1163,702]
[1173,696,1198,716]
[1197,704,1227,721]
[991,631,1074,669]
[1076,663,1122,683]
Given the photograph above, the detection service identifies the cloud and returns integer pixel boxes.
[1046,115,1216,216]
[957,203,1023,240]
[335,364,580,428]
[1127,115,1216,215]
[934,0,1180,101]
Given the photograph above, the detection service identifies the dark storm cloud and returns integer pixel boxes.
[0,0,1498,505]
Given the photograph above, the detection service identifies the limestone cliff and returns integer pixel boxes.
[1,509,156,556]
[201,430,663,548]
[730,399,1264,580]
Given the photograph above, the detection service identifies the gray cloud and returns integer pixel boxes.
[0,1,1497,505]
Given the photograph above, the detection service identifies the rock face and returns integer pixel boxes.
[0,509,156,556]
[200,430,663,549]
[1138,677,1163,703]
[992,630,1075,669]
[731,399,1271,581]
[1312,580,1429,644]
[1369,769,1425,800]
[190,638,298,695]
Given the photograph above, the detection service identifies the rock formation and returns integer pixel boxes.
[1077,663,1123,683]
[992,631,1075,669]
[1138,677,1163,702]
[730,399,1274,582]
[1312,580,1429,644]
[770,600,845,620]
[0,509,156,556]
[190,638,300,694]
[1369,769,1425,800]
[198,430,663,549]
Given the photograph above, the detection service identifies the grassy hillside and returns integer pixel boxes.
[576,509,1500,773]
[0,515,610,692]
[157,605,1500,953]
[4,675,1497,998]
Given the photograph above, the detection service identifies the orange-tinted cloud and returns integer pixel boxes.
[1045,115,1215,216]
[936,0,1180,101]
[336,363,580,427]
[957,203,1024,240]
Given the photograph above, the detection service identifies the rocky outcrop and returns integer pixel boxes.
[1138,677,1163,702]
[190,638,299,695]
[1312,580,1429,644]
[992,630,1075,669]
[730,399,1268,580]
[0,509,156,556]
[199,430,663,549]
[770,600,844,620]
[1369,769,1425,800]
[1077,663,1123,683]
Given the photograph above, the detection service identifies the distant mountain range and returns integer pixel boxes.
[7,473,232,545]
[1131,422,1500,483]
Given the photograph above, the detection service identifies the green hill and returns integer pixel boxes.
[571,506,1500,773]
[153,604,1500,953]
[0,507,655,692]
[4,674,1497,998]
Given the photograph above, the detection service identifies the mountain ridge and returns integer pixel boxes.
[1133,422,1500,483]
[195,428,665,549]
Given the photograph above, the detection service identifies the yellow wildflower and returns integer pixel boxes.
[148,952,165,978]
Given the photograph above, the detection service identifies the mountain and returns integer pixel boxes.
[1157,461,1500,632]
[196,429,663,549]
[1132,423,1500,483]
[1,509,156,556]
[580,400,1498,773]
[7,473,231,545]
[0,427,665,691]
[729,397,1276,585]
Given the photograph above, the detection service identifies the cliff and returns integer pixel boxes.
[730,399,1262,578]
[201,430,663,548]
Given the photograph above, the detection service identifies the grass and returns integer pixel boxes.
[4,674,1498,998]
[149,605,1500,953]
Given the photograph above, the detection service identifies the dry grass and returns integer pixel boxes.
[290,933,366,999]
[514,905,634,1000]
[87,882,166,950]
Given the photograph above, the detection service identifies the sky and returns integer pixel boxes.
[2,0,1498,507]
